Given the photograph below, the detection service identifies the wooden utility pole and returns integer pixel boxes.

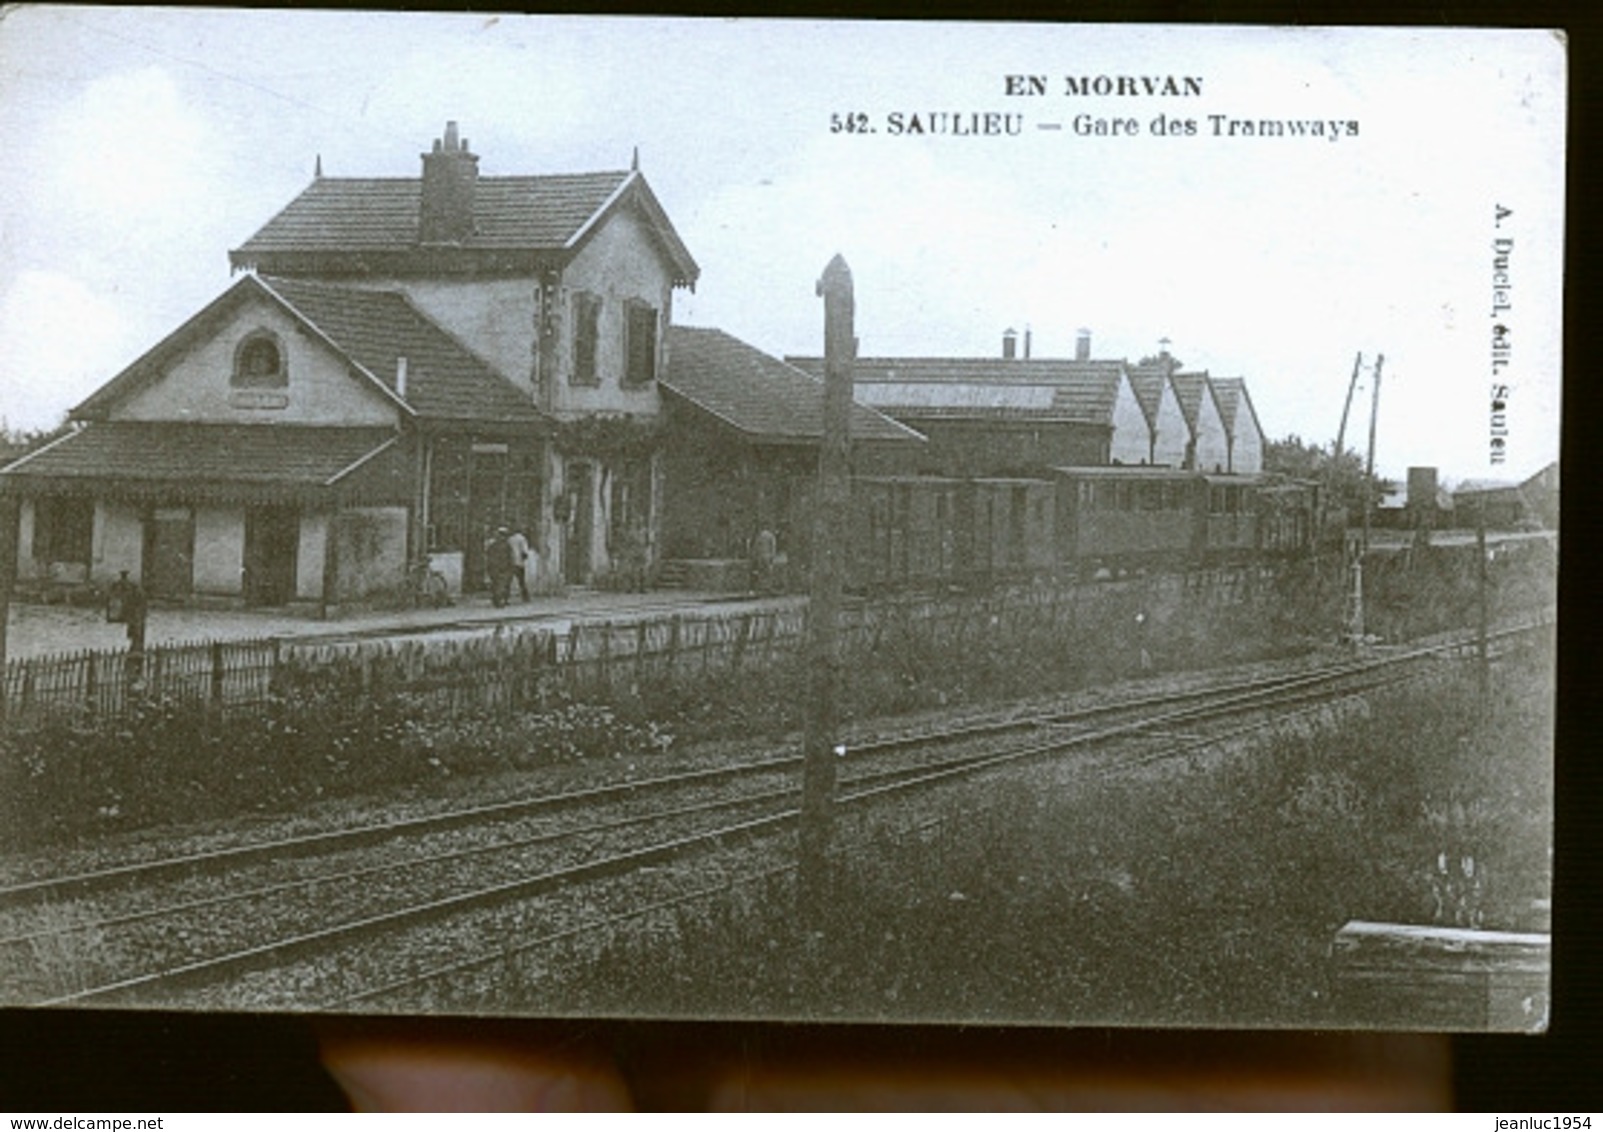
[0,498,15,719]
[1354,355,1385,645]
[799,254,854,928]
[1343,354,1383,647]
[1477,498,1490,697]
[1334,351,1363,471]
[1324,352,1364,545]
[1361,354,1384,558]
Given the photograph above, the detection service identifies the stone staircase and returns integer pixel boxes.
[654,558,751,593]
[655,560,690,590]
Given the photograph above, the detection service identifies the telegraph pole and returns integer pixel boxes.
[1361,354,1383,559]
[799,254,854,928]
[1477,498,1490,697]
[0,498,15,719]
[1334,352,1363,474]
[1325,352,1364,546]
[1344,353,1383,647]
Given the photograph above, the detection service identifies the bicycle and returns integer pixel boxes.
[405,557,453,609]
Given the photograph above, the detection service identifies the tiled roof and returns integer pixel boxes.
[853,383,1059,415]
[1125,361,1174,427]
[72,275,543,426]
[258,278,543,423]
[1168,371,1216,430]
[1454,478,1518,495]
[790,357,1125,425]
[232,171,700,286]
[663,327,922,445]
[1209,377,1262,441]
[0,423,398,488]
[237,174,628,252]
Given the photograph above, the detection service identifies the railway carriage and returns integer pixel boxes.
[1203,474,1260,561]
[1050,466,1203,572]
[844,467,1315,593]
[1253,479,1320,557]
[849,475,964,591]
[964,477,1057,582]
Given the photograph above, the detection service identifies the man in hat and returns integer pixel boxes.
[484,525,516,608]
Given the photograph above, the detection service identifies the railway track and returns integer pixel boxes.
[2,620,1532,906]
[5,620,1545,1009]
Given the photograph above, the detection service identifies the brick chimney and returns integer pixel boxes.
[1075,328,1091,362]
[420,121,479,244]
[1002,327,1018,360]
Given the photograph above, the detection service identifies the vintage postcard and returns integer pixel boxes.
[0,12,1563,1030]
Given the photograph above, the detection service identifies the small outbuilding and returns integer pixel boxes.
[659,325,923,588]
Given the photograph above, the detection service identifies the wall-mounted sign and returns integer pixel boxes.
[229,389,290,410]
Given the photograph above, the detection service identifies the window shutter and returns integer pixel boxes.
[626,304,657,386]
[573,294,600,385]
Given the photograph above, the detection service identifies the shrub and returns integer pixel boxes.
[523,649,1551,1026]
[0,685,678,850]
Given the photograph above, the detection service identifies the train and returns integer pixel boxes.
[847,465,1319,592]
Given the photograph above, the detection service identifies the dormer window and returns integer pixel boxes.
[233,330,287,389]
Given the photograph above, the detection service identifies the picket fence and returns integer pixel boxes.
[0,569,1295,728]
[0,598,951,724]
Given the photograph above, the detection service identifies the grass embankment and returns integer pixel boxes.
[0,576,1308,849]
[1,538,1553,853]
[525,643,1553,1027]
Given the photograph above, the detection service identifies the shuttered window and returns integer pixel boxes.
[624,303,658,387]
[572,293,601,386]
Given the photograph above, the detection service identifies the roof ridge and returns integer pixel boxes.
[308,170,634,183]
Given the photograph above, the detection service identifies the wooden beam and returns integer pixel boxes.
[1332,920,1549,1032]
[798,254,854,930]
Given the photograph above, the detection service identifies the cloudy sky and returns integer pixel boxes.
[0,10,1565,481]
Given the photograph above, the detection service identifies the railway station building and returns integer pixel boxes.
[790,330,1270,481]
[0,120,1281,611]
[787,349,1151,478]
[1,122,701,608]
[658,326,924,588]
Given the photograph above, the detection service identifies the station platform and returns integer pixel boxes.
[4,587,801,662]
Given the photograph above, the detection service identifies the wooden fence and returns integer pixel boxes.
[1,637,284,723]
[0,567,1305,728]
[1,606,815,725]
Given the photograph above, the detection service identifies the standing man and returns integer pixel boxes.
[507,526,532,602]
[107,570,148,684]
[751,527,777,595]
[484,526,514,608]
